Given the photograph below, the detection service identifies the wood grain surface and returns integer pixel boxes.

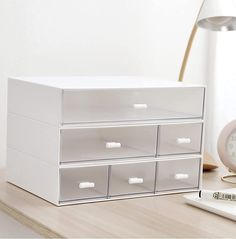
[0,166,235,238]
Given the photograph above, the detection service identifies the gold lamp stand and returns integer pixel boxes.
[178,24,198,83]
[221,171,236,184]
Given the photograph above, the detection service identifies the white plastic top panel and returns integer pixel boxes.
[9,76,206,90]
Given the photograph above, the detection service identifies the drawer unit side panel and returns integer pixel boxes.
[7,148,59,205]
[7,113,60,166]
[8,78,62,125]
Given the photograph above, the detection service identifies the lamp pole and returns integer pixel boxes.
[178,0,205,82]
[178,25,198,82]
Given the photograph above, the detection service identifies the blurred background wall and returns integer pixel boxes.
[0,0,209,167]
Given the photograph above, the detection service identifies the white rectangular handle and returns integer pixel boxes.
[133,103,148,109]
[176,138,191,144]
[79,182,95,189]
[174,174,189,180]
[128,177,144,184]
[106,142,121,149]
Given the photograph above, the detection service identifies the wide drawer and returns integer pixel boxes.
[60,166,108,202]
[62,88,204,123]
[158,123,203,156]
[156,158,200,192]
[61,126,157,163]
[109,162,156,196]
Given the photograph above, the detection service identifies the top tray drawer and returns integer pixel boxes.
[62,88,205,124]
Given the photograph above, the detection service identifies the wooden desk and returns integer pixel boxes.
[0,167,235,238]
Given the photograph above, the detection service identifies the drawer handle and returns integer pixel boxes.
[79,182,95,189]
[133,104,148,109]
[128,177,144,184]
[174,174,189,180]
[106,142,121,149]
[176,138,191,144]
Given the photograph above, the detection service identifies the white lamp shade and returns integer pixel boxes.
[197,0,236,31]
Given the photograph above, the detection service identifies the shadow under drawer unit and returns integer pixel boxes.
[6,76,206,206]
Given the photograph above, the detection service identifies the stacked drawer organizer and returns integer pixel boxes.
[7,77,206,206]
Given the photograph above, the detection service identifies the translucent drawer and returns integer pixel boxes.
[158,123,203,156]
[60,166,108,202]
[156,158,200,192]
[61,126,157,163]
[109,162,156,196]
[62,88,204,123]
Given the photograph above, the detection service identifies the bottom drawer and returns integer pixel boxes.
[109,162,156,196]
[60,166,108,202]
[156,158,200,192]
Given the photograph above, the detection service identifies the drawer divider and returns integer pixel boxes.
[155,126,160,157]
[154,162,158,194]
[107,165,111,198]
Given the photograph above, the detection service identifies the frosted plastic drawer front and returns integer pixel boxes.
[61,126,157,163]
[109,162,156,196]
[62,88,204,123]
[60,166,108,202]
[158,123,203,156]
[156,158,200,192]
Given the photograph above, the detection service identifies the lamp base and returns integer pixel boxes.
[221,174,236,184]
[203,152,218,171]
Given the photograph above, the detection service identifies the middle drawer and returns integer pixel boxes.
[61,126,157,163]
[109,162,156,196]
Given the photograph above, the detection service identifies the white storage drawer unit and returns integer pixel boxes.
[7,77,206,206]
[60,166,109,202]
[156,158,201,192]
[109,162,156,196]
[61,126,157,163]
[158,123,203,156]
[62,88,204,123]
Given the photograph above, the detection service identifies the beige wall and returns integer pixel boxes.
[205,32,236,162]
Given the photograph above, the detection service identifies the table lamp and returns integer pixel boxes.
[178,0,236,171]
